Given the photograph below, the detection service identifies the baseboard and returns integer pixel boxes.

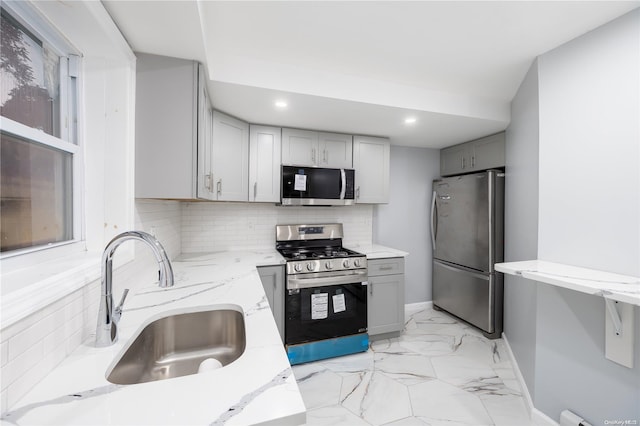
[501,333,558,426]
[532,408,558,426]
[405,301,432,317]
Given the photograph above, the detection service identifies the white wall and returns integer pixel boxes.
[373,145,440,303]
[503,59,540,396]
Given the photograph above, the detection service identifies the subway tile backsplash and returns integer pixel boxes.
[181,202,373,252]
[1,199,373,413]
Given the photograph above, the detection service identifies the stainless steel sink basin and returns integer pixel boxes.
[106,307,246,385]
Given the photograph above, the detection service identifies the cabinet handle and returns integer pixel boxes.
[324,149,327,164]
[462,157,466,169]
[312,148,316,164]
[369,283,373,295]
[205,174,212,191]
[216,179,222,197]
[471,155,475,167]
[379,266,393,271]
[356,186,360,200]
[253,182,257,200]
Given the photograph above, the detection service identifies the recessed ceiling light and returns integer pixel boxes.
[404,117,417,124]
[275,100,288,108]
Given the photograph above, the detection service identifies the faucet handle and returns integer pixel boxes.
[114,288,130,322]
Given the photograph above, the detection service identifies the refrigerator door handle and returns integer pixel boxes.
[434,259,490,281]
[430,190,437,250]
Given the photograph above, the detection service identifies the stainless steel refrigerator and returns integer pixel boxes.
[430,170,504,339]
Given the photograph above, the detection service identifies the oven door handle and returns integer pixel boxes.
[287,270,368,290]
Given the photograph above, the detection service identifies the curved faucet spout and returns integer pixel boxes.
[96,231,174,347]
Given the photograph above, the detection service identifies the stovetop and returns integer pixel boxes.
[278,246,362,260]
[275,224,367,274]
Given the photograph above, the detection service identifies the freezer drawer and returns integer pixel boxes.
[432,259,502,336]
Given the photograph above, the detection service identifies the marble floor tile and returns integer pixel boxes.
[292,307,534,426]
[293,366,343,410]
[342,371,412,426]
[305,404,371,426]
[373,352,436,385]
[408,380,493,425]
[481,394,532,426]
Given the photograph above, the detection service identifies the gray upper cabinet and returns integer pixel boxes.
[197,71,215,200]
[281,128,318,166]
[135,53,208,199]
[353,136,390,204]
[318,132,353,168]
[211,111,249,201]
[282,128,352,168]
[440,132,505,177]
[249,125,281,202]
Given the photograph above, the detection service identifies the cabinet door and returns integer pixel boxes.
[257,265,285,342]
[135,54,198,199]
[212,111,249,201]
[353,136,390,203]
[281,128,318,166]
[318,132,353,168]
[470,132,505,171]
[249,125,281,202]
[367,274,405,336]
[196,66,215,200]
[440,144,470,177]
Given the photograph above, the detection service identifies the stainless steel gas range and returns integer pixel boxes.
[276,224,369,365]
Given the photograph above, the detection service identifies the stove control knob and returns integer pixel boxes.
[307,262,316,271]
[294,264,303,272]
[354,259,361,267]
[343,259,350,268]
[325,261,333,270]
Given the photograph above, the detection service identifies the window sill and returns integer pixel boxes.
[1,251,103,330]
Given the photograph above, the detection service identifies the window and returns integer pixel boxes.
[0,4,80,255]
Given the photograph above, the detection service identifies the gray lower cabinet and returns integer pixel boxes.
[367,258,405,338]
[257,265,285,342]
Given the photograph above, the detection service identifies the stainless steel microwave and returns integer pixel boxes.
[281,166,355,206]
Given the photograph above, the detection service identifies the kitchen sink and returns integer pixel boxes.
[106,306,246,385]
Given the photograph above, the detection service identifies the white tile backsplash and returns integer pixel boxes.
[181,202,373,252]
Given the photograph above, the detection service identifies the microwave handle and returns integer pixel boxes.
[340,169,346,200]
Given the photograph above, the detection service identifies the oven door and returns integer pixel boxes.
[285,280,367,346]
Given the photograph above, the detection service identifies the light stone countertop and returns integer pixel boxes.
[351,244,409,259]
[2,245,408,426]
[2,250,306,426]
[496,259,640,306]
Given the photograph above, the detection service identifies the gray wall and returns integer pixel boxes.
[503,59,540,397]
[537,9,640,276]
[533,9,640,423]
[504,9,640,424]
[373,145,440,303]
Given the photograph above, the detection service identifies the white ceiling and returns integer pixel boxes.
[102,1,639,149]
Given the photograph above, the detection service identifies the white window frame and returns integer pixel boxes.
[0,1,85,271]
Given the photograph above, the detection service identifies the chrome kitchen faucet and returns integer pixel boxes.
[95,231,174,347]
